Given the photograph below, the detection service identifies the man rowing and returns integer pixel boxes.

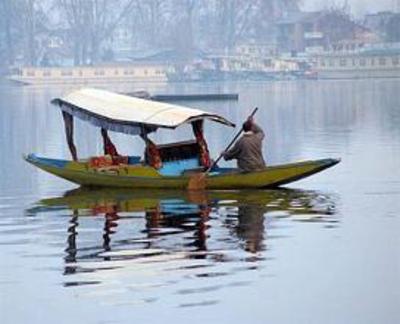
[222,116,266,172]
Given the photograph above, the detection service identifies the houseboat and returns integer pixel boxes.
[7,63,174,85]
[312,43,400,79]
[192,55,301,81]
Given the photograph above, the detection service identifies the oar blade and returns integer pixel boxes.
[188,173,206,191]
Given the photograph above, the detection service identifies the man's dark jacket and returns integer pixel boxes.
[223,123,265,171]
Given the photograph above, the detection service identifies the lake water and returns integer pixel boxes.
[0,79,399,324]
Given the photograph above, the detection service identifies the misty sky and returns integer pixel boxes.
[303,0,399,16]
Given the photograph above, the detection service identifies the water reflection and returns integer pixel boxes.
[28,188,338,295]
[1,80,397,321]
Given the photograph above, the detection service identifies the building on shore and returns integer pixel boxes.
[276,11,326,54]
[363,11,397,37]
[167,42,306,81]
[275,9,386,56]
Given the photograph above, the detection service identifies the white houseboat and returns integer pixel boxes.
[312,43,400,79]
[7,63,174,85]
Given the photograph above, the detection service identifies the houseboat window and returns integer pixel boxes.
[43,71,51,77]
[320,59,326,67]
[379,57,386,66]
[370,58,375,66]
[123,70,134,75]
[360,58,366,66]
[27,71,35,76]
[94,70,105,76]
[61,70,73,76]
[352,58,357,66]
[144,70,148,75]
[78,70,83,76]
[329,59,335,67]
[392,57,399,65]
[114,70,119,75]
[339,58,347,67]
[264,59,272,67]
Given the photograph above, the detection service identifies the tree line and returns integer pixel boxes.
[0,0,302,69]
[1,0,398,70]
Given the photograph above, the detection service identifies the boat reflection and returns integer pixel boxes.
[30,188,338,285]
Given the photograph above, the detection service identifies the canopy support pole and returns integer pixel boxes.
[62,111,78,161]
[140,131,162,169]
[192,120,211,168]
[101,128,119,156]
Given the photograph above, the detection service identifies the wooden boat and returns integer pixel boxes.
[25,88,340,189]
[25,153,339,189]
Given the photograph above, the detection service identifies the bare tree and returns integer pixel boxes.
[56,0,137,64]
[0,0,16,66]
[0,0,331,71]
[24,0,37,65]
[251,0,302,41]
[0,0,47,67]
[169,0,302,52]
[129,0,171,48]
[320,5,358,45]
[173,0,197,58]
[218,0,260,50]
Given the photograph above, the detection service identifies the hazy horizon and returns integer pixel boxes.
[302,0,399,16]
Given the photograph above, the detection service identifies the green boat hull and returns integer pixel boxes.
[25,154,340,189]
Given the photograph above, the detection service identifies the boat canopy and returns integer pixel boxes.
[51,88,235,135]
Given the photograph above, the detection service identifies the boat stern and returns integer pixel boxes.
[319,158,341,169]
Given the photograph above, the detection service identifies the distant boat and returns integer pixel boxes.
[7,63,172,85]
[312,43,400,79]
[25,88,340,189]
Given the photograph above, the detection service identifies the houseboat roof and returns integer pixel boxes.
[51,88,235,135]
[314,47,400,57]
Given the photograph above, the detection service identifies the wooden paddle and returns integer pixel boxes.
[188,107,259,191]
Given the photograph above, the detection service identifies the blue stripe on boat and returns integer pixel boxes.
[159,158,200,176]
[26,154,69,168]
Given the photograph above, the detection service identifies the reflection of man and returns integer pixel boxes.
[222,117,265,172]
[237,205,265,253]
